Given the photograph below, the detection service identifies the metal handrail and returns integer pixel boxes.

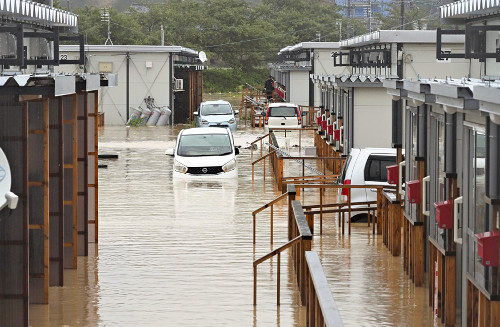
[253,235,302,266]
[253,235,302,306]
[252,191,289,245]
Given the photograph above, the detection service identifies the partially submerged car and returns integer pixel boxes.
[262,102,305,133]
[194,100,238,131]
[165,127,239,178]
[337,148,401,221]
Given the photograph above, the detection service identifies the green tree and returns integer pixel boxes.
[375,2,444,30]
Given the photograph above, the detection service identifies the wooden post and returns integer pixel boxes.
[270,205,274,245]
[277,253,281,306]
[444,256,456,326]
[414,225,425,286]
[320,187,323,235]
[348,188,352,235]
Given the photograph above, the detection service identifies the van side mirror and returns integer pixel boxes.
[234,110,239,115]
[235,147,240,155]
[193,112,199,116]
[165,148,175,156]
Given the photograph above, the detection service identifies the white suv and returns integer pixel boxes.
[337,148,400,221]
[263,102,303,133]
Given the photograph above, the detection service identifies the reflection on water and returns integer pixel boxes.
[29,125,438,326]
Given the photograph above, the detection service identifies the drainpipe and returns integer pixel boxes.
[309,50,315,106]
[392,98,403,147]
[487,118,500,199]
[169,52,174,125]
[444,112,457,175]
[417,104,426,159]
[126,52,130,121]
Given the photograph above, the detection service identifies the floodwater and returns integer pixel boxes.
[29,122,441,326]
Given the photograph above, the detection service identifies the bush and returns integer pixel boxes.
[203,67,269,93]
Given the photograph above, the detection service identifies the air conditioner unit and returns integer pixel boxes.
[174,78,184,90]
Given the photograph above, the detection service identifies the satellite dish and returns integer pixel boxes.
[199,51,207,63]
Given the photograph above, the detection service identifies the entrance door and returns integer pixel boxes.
[463,125,488,289]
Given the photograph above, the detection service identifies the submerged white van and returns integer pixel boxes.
[337,148,400,221]
[165,127,239,178]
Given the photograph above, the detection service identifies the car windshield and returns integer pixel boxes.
[201,104,233,116]
[269,106,298,117]
[177,134,233,157]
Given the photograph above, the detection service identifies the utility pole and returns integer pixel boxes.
[161,25,165,46]
[336,19,342,42]
[400,0,405,30]
[101,8,113,45]
[367,0,372,34]
[347,0,351,38]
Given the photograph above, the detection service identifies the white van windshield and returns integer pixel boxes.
[201,104,233,115]
[269,107,298,117]
[177,134,232,157]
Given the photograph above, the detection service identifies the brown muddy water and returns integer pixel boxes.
[29,122,440,326]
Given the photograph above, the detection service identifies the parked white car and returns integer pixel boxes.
[194,100,238,131]
[263,102,304,133]
[165,127,239,178]
[337,148,401,221]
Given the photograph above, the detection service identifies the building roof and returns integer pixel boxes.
[440,0,500,23]
[278,42,340,55]
[60,45,199,56]
[340,30,465,48]
[0,0,78,32]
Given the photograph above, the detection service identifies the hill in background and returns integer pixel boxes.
[67,0,260,12]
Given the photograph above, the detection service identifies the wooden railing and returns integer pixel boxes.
[298,105,321,127]
[253,185,344,325]
[294,183,389,235]
[269,153,345,191]
[253,198,312,306]
[305,251,344,326]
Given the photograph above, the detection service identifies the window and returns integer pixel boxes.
[201,104,233,115]
[269,107,298,117]
[364,155,396,182]
[177,134,232,157]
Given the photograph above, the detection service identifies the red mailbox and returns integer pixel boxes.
[434,200,453,229]
[327,124,334,135]
[407,179,421,204]
[321,120,327,130]
[475,230,499,267]
[386,165,398,184]
[333,129,341,141]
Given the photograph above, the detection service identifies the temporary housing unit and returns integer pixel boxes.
[382,1,500,325]
[0,1,108,326]
[311,30,468,154]
[269,42,340,107]
[58,45,204,125]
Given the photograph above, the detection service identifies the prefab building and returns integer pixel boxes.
[383,1,500,325]
[0,1,106,326]
[311,30,468,152]
[58,45,204,125]
[269,42,340,107]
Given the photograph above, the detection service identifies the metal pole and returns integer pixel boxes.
[126,52,130,121]
[161,25,164,46]
[400,0,405,30]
